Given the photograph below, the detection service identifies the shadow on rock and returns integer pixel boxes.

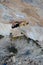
[0,35,4,39]
[7,45,18,54]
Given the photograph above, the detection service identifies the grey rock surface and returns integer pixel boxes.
[0,36,43,65]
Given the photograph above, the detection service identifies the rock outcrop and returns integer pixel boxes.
[0,0,43,42]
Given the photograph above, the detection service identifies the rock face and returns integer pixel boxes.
[20,25,43,41]
[0,0,43,65]
[0,0,43,41]
[0,23,11,35]
[0,0,9,3]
